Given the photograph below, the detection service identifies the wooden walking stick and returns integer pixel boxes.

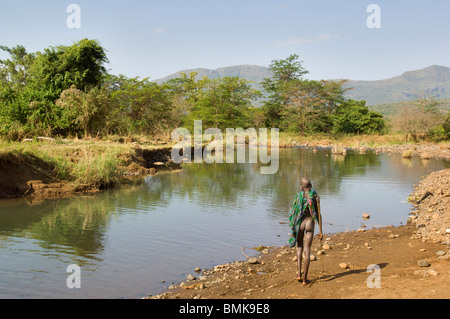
[317,200,325,281]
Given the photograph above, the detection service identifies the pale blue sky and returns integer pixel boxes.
[0,0,448,81]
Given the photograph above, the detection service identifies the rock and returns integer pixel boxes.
[436,251,446,256]
[310,254,316,261]
[419,249,426,252]
[292,256,297,262]
[417,260,430,267]
[247,257,258,264]
[414,269,428,277]
[322,244,331,250]
[388,234,396,239]
[194,267,201,273]
[339,263,349,269]
[427,269,439,276]
[186,274,196,281]
[362,213,370,219]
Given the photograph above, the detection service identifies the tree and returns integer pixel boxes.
[183,76,260,131]
[261,54,308,128]
[392,94,444,141]
[56,85,110,138]
[443,111,450,139]
[29,39,108,96]
[333,99,385,134]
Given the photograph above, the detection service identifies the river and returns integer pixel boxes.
[0,147,448,298]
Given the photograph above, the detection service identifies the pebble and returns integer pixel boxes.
[362,213,370,219]
[417,260,430,267]
[194,267,201,273]
[247,257,258,264]
[322,244,331,250]
[419,249,426,252]
[339,263,349,269]
[427,269,439,276]
[186,274,196,281]
[388,234,395,239]
[436,251,446,256]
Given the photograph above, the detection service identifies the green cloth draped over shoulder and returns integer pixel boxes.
[288,189,319,248]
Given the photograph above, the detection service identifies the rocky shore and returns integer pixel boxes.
[281,141,450,161]
[408,169,450,244]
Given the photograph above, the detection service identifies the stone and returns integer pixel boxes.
[186,274,196,281]
[362,213,370,219]
[388,234,395,239]
[417,260,430,267]
[247,257,258,264]
[420,249,426,252]
[194,267,201,273]
[436,251,446,256]
[322,244,331,250]
[310,254,316,261]
[339,263,349,269]
[427,269,439,276]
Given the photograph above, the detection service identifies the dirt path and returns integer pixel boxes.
[149,223,449,299]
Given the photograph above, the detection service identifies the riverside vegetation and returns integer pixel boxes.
[0,39,449,196]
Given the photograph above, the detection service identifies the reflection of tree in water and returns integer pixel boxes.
[27,196,115,261]
[251,148,382,219]
[144,163,254,210]
[139,148,382,218]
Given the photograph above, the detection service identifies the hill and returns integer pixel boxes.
[154,65,272,85]
[345,65,450,105]
[154,64,450,106]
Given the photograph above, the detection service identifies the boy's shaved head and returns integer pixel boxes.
[300,177,312,190]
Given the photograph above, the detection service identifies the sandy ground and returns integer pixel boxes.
[148,223,449,299]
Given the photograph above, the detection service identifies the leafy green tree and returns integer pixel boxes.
[183,76,260,131]
[56,85,110,138]
[29,39,108,96]
[443,112,450,139]
[108,76,177,137]
[261,54,308,128]
[333,99,385,134]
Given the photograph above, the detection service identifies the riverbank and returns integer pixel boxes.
[0,139,179,199]
[147,169,450,299]
[0,134,449,200]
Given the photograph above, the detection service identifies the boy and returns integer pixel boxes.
[288,178,323,285]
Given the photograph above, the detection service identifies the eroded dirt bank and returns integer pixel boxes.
[0,143,178,200]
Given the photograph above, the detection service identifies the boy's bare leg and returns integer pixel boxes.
[296,231,304,281]
[301,217,315,285]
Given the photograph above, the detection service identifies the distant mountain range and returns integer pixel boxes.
[154,64,450,106]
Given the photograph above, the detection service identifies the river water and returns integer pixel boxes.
[0,147,448,298]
